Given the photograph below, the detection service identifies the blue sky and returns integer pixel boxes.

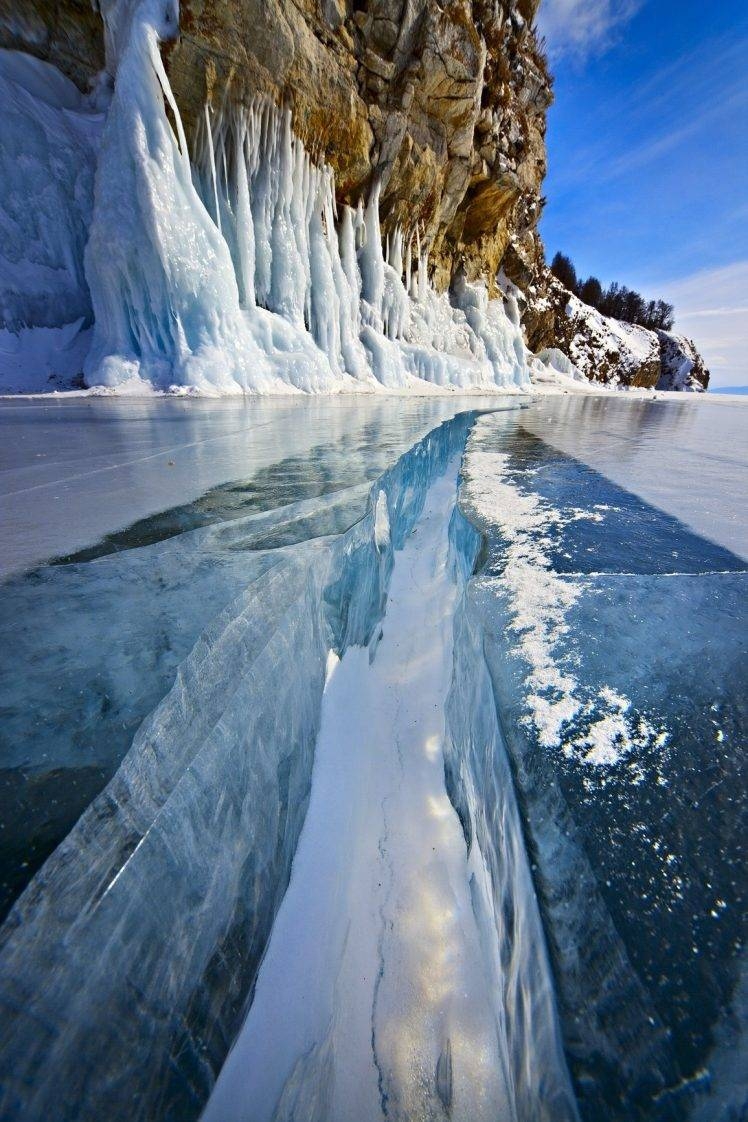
[536,0,748,386]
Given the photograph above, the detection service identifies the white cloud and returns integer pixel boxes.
[656,262,748,388]
[536,0,644,62]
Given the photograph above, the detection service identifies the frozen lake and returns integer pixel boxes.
[1,393,745,579]
[0,392,745,1122]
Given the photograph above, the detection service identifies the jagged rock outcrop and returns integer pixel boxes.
[656,330,709,392]
[524,273,661,387]
[0,0,551,296]
[524,271,710,390]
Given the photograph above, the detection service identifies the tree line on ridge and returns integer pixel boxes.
[550,252,675,332]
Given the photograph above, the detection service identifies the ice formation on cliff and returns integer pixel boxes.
[0,51,103,390]
[0,0,531,394]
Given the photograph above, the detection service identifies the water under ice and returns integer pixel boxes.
[0,395,745,1122]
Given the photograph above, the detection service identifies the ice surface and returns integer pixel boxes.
[0,411,478,1121]
[0,398,491,918]
[460,404,748,1120]
[0,395,745,1122]
[0,396,489,578]
[204,462,576,1122]
[518,394,748,560]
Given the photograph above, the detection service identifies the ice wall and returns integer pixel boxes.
[0,51,103,390]
[1,0,531,394]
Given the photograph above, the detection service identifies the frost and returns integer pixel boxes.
[461,413,671,769]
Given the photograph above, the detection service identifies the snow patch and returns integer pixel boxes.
[461,415,669,769]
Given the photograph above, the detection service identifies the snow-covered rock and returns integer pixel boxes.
[523,273,711,392]
[548,278,661,388]
[656,330,710,392]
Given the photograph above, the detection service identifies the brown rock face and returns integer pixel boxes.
[0,0,105,87]
[172,0,552,296]
[0,0,552,295]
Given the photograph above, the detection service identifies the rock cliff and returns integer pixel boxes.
[656,330,710,392]
[0,0,709,390]
[0,0,550,294]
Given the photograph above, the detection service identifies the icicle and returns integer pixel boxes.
[359,182,385,325]
[232,112,256,307]
[84,0,272,393]
[354,199,366,250]
[390,227,403,281]
[204,103,222,234]
[148,21,189,173]
[338,206,359,300]
[418,247,428,304]
[411,226,422,300]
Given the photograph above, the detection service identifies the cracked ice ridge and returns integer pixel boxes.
[202,457,575,1122]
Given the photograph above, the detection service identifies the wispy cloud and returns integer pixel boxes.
[656,261,748,388]
[601,81,748,181]
[547,39,748,196]
[536,0,644,62]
